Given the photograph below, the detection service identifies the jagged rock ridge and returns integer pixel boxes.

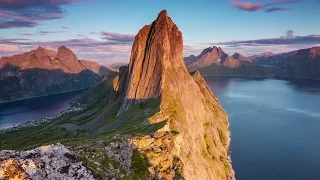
[118,10,235,179]
[187,46,242,71]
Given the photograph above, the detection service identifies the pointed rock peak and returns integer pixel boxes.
[232,52,241,58]
[57,46,74,56]
[116,10,234,179]
[157,10,168,19]
[198,47,213,57]
[154,9,175,27]
[213,46,220,52]
[58,45,70,52]
[36,46,46,51]
[118,9,184,113]
[56,46,79,67]
[34,46,55,56]
[35,46,50,53]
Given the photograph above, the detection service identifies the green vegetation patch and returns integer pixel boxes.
[131,149,150,180]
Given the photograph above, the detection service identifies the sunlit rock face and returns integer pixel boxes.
[0,144,94,180]
[118,10,235,180]
[187,46,241,71]
[0,46,109,103]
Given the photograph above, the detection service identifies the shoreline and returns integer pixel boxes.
[0,88,89,105]
[0,105,85,133]
[201,75,320,81]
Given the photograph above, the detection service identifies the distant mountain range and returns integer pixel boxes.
[185,46,320,79]
[0,46,109,103]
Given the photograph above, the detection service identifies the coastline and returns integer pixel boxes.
[0,105,85,133]
[0,88,89,105]
[201,74,320,81]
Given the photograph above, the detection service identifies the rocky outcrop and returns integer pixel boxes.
[0,144,94,180]
[0,46,109,103]
[118,10,234,179]
[130,132,183,179]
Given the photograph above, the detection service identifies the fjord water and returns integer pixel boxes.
[0,77,319,180]
[0,90,85,129]
[205,77,320,180]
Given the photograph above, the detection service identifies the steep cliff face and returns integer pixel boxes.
[0,46,109,103]
[118,10,234,179]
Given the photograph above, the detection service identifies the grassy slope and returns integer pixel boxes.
[0,72,165,151]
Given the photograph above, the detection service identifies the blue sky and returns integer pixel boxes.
[0,0,319,64]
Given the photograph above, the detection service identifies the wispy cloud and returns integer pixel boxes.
[0,0,87,29]
[0,20,38,29]
[232,0,300,12]
[183,45,205,56]
[91,31,135,42]
[265,7,291,12]
[0,31,135,64]
[61,26,69,29]
[201,30,320,56]
[211,31,320,46]
[19,30,67,36]
[232,1,263,11]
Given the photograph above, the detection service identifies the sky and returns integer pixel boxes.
[0,0,319,65]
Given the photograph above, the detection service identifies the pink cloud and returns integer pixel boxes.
[0,11,63,21]
[0,0,87,29]
[100,32,135,42]
[232,1,264,11]
[231,0,301,12]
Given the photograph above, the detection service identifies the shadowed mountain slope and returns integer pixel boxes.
[0,46,109,103]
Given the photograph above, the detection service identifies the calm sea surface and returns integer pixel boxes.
[205,77,320,180]
[0,90,85,129]
[1,77,320,180]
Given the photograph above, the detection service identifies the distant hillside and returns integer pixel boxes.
[187,46,242,71]
[185,46,320,79]
[0,46,109,103]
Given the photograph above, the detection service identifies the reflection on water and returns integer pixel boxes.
[286,78,320,95]
[205,77,320,180]
[0,90,85,129]
[285,108,320,118]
